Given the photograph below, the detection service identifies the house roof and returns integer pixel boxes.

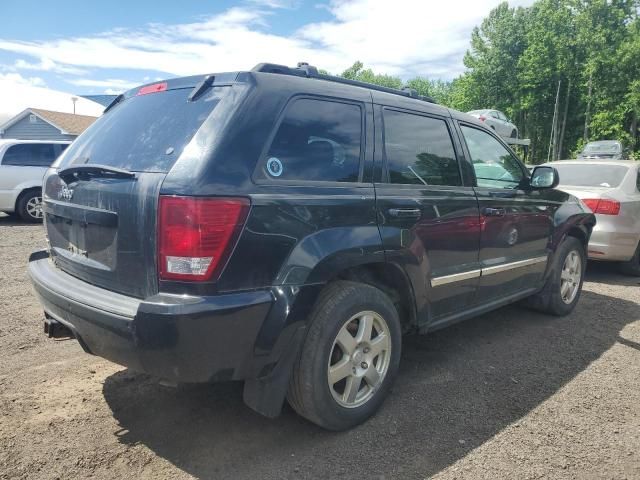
[0,108,98,135]
[30,108,97,135]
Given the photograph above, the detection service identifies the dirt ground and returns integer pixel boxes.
[0,213,638,480]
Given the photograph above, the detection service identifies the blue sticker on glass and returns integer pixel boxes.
[266,157,283,177]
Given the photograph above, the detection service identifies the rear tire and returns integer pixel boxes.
[619,241,640,276]
[287,281,401,431]
[522,237,586,316]
[16,189,43,223]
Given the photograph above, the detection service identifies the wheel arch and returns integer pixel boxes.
[326,261,418,333]
[15,185,42,211]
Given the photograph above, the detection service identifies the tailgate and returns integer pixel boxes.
[40,79,232,298]
[43,172,164,298]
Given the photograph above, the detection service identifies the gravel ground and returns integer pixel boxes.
[0,213,638,480]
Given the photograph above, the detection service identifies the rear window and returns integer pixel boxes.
[583,142,621,153]
[56,87,226,173]
[554,164,629,188]
[2,143,65,167]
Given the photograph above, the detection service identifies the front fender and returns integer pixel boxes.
[544,196,595,279]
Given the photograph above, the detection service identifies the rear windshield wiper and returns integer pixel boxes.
[58,164,136,183]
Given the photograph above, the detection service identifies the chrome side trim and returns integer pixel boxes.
[430,255,548,287]
[431,269,481,287]
[481,256,548,276]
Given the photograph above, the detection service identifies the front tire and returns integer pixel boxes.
[17,189,43,223]
[287,281,402,431]
[510,129,518,138]
[522,237,586,316]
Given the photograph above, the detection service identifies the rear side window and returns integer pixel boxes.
[383,109,461,186]
[258,98,362,183]
[2,143,58,167]
[57,87,226,173]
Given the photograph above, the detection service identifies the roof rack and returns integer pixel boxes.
[252,62,437,104]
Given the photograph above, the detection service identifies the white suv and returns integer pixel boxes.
[0,140,70,221]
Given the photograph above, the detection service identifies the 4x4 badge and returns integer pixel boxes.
[59,186,74,201]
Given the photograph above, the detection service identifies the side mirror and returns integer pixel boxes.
[530,166,559,189]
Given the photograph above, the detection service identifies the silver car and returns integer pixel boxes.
[466,109,518,138]
[548,160,640,275]
[577,140,625,160]
[0,140,70,221]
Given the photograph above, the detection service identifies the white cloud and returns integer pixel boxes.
[13,58,87,75]
[0,72,46,88]
[66,77,139,90]
[0,0,536,85]
[0,74,104,124]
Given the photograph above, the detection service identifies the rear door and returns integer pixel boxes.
[374,105,481,321]
[458,124,553,303]
[43,82,233,298]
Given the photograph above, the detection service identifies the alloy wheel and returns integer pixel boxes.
[26,196,43,220]
[560,250,581,304]
[327,311,391,408]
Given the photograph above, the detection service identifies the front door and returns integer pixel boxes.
[375,106,481,323]
[458,124,554,303]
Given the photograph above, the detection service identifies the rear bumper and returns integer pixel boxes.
[28,252,307,384]
[588,228,639,262]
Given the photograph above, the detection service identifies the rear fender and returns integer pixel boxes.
[12,180,43,208]
[274,225,385,285]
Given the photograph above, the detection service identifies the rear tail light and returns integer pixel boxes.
[158,196,250,281]
[582,198,620,215]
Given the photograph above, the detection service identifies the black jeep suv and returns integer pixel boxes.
[29,63,595,430]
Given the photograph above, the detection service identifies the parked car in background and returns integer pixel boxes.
[0,140,70,221]
[28,63,595,431]
[466,109,518,138]
[577,140,625,160]
[548,160,640,275]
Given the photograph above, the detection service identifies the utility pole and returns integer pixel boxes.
[558,79,571,160]
[584,73,592,142]
[548,80,561,162]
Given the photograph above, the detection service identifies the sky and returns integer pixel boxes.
[0,0,535,98]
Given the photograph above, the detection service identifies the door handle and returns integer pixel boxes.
[388,208,421,218]
[482,207,506,217]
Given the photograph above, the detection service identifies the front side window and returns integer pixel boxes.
[383,109,461,186]
[259,98,362,183]
[461,125,524,189]
[2,143,57,167]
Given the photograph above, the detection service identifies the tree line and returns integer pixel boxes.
[334,0,640,163]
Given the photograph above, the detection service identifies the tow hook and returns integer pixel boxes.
[44,317,73,339]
